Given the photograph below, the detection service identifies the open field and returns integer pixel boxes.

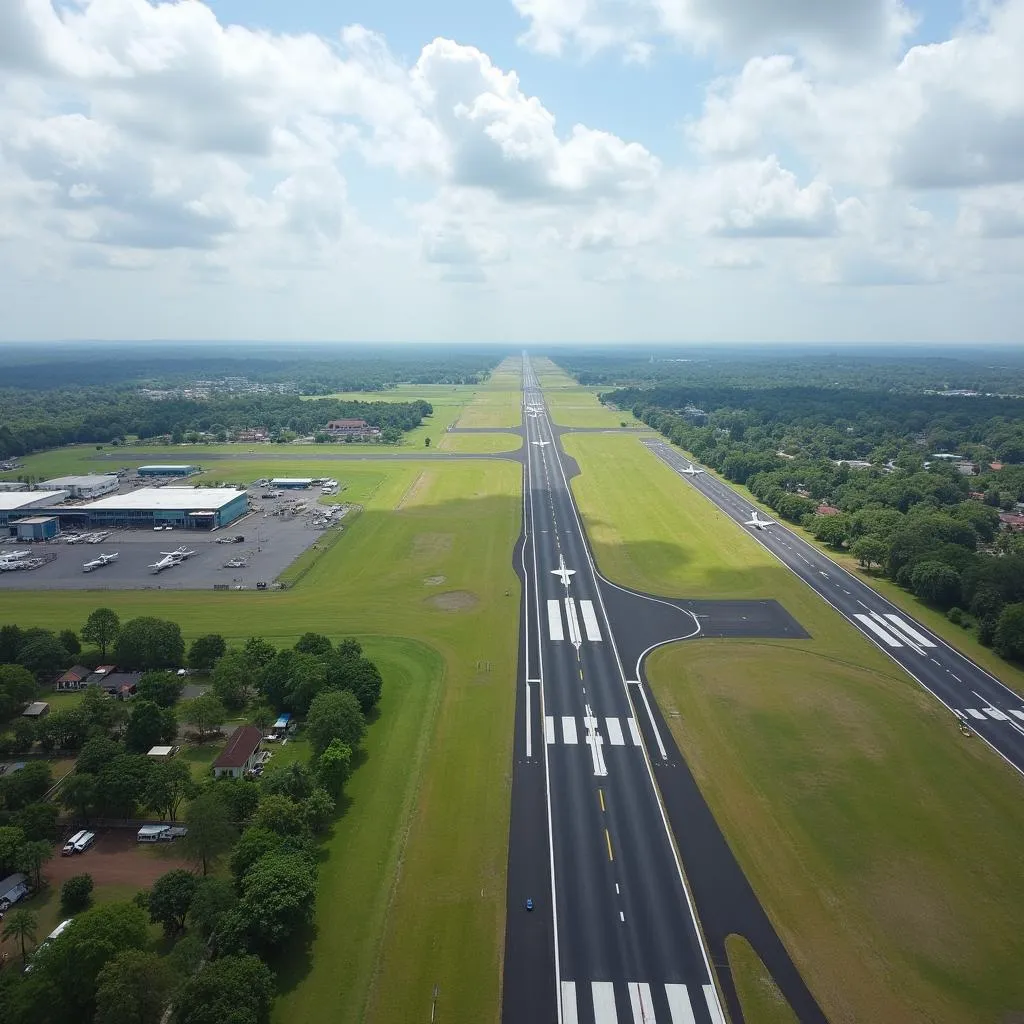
[725,935,798,1024]
[437,431,522,454]
[564,431,1024,1024]
[456,358,522,428]
[528,357,643,428]
[0,455,521,1024]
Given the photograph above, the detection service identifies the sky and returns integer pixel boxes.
[0,0,1022,344]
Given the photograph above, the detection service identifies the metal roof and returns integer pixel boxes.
[40,475,118,487]
[0,491,67,510]
[82,487,245,511]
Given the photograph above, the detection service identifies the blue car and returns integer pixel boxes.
[525,898,534,912]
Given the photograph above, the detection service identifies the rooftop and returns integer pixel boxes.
[81,487,245,511]
[0,491,67,511]
[41,475,118,487]
[213,725,263,769]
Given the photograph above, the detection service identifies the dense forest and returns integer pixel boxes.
[606,373,1024,667]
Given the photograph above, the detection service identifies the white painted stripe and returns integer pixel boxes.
[562,716,578,745]
[703,985,727,1024]
[580,600,603,641]
[983,707,1009,721]
[965,708,986,720]
[545,716,555,744]
[884,614,936,648]
[606,717,625,745]
[561,982,579,1024]
[664,985,696,1024]
[854,614,903,647]
[628,718,642,746]
[547,600,564,641]
[592,982,617,1024]
[525,683,532,758]
[1010,710,1024,721]
[628,982,655,1023]
[564,598,582,646]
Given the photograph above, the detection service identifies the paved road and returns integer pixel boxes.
[504,361,727,1024]
[645,439,1024,779]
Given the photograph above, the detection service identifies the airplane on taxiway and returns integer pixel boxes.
[744,510,774,530]
[680,463,705,475]
[82,552,118,573]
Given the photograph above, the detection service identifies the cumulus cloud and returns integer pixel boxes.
[512,0,914,61]
[958,186,1024,238]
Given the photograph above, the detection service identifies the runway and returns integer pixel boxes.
[645,439,1024,779]
[502,360,827,1024]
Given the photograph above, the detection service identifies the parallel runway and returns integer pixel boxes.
[645,439,1024,778]
[504,361,728,1024]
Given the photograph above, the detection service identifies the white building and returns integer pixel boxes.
[39,475,120,499]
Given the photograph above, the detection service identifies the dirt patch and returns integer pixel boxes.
[425,590,478,612]
[45,828,190,888]
[424,575,447,586]
[412,533,453,558]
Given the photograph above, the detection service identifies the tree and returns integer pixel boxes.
[61,873,94,914]
[36,707,89,751]
[14,801,59,842]
[187,876,237,938]
[0,663,37,708]
[259,761,314,802]
[2,908,37,962]
[303,788,335,833]
[316,739,352,796]
[306,689,365,755]
[18,630,69,680]
[188,634,227,673]
[96,754,154,819]
[82,607,121,659]
[184,791,236,875]
[253,793,308,837]
[251,704,276,734]
[146,759,197,821]
[136,670,184,708]
[76,734,121,775]
[124,699,177,754]
[994,602,1024,662]
[212,776,260,825]
[0,623,23,663]
[94,948,174,1024]
[180,693,227,741]
[61,772,98,823]
[59,629,81,656]
[910,560,962,610]
[232,851,317,951]
[343,657,383,713]
[293,632,333,657]
[147,868,198,936]
[425,436,431,448]
[0,825,25,876]
[10,717,35,753]
[114,617,184,671]
[2,760,52,810]
[20,838,54,888]
[209,649,250,711]
[80,684,128,731]
[173,954,274,1024]
[242,636,276,670]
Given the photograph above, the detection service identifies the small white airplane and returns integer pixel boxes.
[149,554,182,573]
[531,440,551,447]
[0,550,31,562]
[743,510,774,530]
[64,535,85,545]
[550,554,576,588]
[680,463,705,476]
[164,546,196,559]
[82,552,119,573]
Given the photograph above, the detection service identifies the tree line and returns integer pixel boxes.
[0,619,384,1024]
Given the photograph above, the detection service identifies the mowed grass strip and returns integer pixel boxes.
[529,357,642,428]
[457,359,522,428]
[437,432,522,454]
[0,457,522,1024]
[725,935,798,1024]
[563,432,1024,1024]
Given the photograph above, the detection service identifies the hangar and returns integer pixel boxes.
[75,487,249,530]
[0,490,68,526]
[138,465,198,477]
[38,475,119,499]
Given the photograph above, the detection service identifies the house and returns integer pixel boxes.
[834,459,873,470]
[55,665,91,691]
[235,429,269,443]
[816,504,842,516]
[212,725,263,779]
[0,872,30,910]
[990,462,1004,471]
[998,513,1024,532]
[957,462,979,476]
[22,701,50,719]
[147,745,175,760]
[85,669,141,697]
[325,419,381,441]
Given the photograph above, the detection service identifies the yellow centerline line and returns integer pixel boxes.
[605,828,614,861]
[598,789,605,812]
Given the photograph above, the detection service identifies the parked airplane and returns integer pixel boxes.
[744,510,774,530]
[82,552,119,573]
[0,550,31,562]
[165,546,196,559]
[680,463,705,475]
[149,554,183,573]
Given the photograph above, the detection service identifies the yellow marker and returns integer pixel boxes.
[579,668,584,680]
[598,789,605,812]
[605,828,614,861]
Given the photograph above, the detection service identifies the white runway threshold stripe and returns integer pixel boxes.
[580,600,603,641]
[854,614,902,647]
[559,982,709,1023]
[606,717,625,745]
[545,716,556,744]
[592,982,617,1024]
[565,598,583,646]
[562,716,579,744]
[664,984,696,1023]
[628,982,654,1023]
[548,600,564,641]
[703,985,727,1024]
[561,982,580,1024]
[965,708,987,720]
[884,613,936,647]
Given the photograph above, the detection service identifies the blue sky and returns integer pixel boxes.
[0,0,1021,343]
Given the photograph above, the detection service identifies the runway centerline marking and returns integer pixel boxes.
[605,828,614,861]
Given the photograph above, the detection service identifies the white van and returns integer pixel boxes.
[137,825,170,843]
[62,830,87,856]
[73,831,95,853]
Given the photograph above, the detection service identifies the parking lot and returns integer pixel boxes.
[0,490,350,591]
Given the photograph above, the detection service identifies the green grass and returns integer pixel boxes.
[528,357,642,428]
[0,455,521,1024]
[564,431,1024,1024]
[456,359,522,428]
[437,432,522,454]
[725,935,798,1024]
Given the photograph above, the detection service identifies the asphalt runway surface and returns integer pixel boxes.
[645,439,1024,780]
[503,359,825,1024]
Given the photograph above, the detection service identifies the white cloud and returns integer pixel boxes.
[958,186,1024,238]
[512,0,914,61]
[702,246,763,269]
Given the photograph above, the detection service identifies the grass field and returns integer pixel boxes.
[528,357,643,428]
[437,432,522,454]
[456,358,523,428]
[725,935,798,1024]
[0,455,521,1024]
[564,431,1024,1024]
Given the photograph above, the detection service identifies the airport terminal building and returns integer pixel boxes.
[68,488,248,530]
[0,490,68,527]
